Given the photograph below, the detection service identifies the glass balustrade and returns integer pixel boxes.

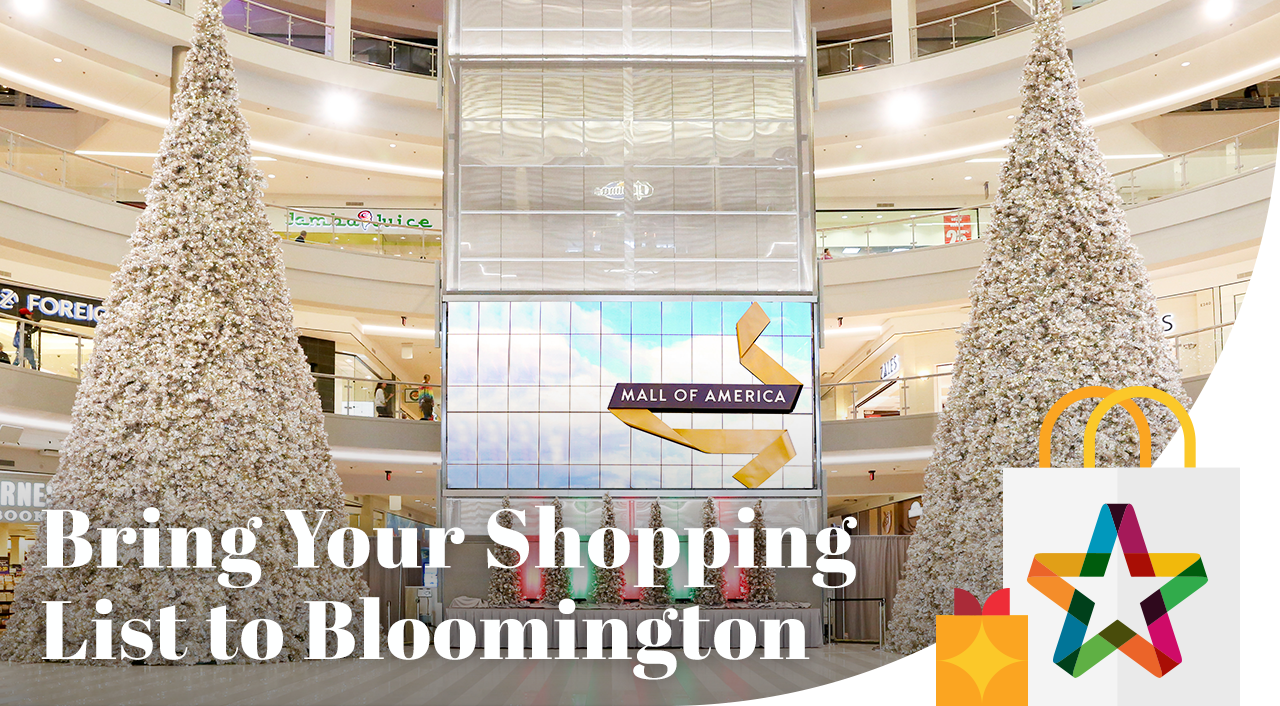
[352,31,438,77]
[1,126,443,259]
[221,0,330,55]
[1115,121,1279,205]
[815,34,892,76]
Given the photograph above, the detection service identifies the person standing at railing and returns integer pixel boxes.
[0,343,9,365]
[1239,342,1269,368]
[11,308,39,369]
[821,248,833,260]
[374,381,392,418]
[417,374,435,421]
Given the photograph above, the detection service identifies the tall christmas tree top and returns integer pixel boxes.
[885,3,1187,654]
[0,0,366,664]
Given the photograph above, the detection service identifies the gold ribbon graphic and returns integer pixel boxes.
[609,303,801,489]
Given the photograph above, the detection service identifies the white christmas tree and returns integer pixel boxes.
[591,494,625,605]
[743,501,776,604]
[640,500,672,605]
[487,496,522,606]
[0,0,367,664]
[885,4,1188,655]
[540,497,572,604]
[1244,567,1274,659]
[694,498,726,606]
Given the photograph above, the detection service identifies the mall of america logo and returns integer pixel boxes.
[1028,503,1207,678]
[607,303,802,489]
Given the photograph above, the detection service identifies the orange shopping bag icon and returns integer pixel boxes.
[937,589,1028,706]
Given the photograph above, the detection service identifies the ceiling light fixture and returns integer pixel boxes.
[323,91,359,125]
[53,58,62,63]
[267,174,276,178]
[389,143,397,147]
[884,93,924,126]
[1181,61,1192,67]
[330,448,441,465]
[15,0,45,16]
[1204,0,1233,20]
[824,325,882,336]
[964,176,972,180]
[362,324,435,340]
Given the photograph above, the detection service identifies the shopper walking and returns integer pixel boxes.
[418,374,435,421]
[11,308,39,369]
[1239,342,1269,368]
[374,381,393,418]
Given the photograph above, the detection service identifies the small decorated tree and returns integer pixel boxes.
[743,500,776,604]
[641,500,672,605]
[591,493,625,605]
[540,497,572,604]
[1239,570,1269,659]
[487,496,522,606]
[694,498,727,606]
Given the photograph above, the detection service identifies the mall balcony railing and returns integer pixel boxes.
[815,33,893,77]
[220,0,330,55]
[1113,121,1279,204]
[351,30,439,77]
[817,119,1279,258]
[0,125,443,260]
[817,322,1234,421]
[0,312,438,421]
[911,0,1034,59]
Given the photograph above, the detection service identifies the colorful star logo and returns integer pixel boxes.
[1027,504,1207,678]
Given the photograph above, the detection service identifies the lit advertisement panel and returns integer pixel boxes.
[444,300,815,490]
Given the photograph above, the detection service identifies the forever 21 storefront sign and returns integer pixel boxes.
[0,281,106,327]
[0,473,50,523]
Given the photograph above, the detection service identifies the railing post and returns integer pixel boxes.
[1234,136,1242,174]
[244,0,251,34]
[910,220,917,248]
[1179,154,1189,189]
[60,151,68,188]
[890,0,917,64]
[287,15,294,47]
[950,18,957,50]
[4,131,12,170]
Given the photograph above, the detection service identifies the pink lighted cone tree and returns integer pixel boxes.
[0,0,367,664]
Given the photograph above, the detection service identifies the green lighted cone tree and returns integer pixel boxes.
[885,3,1188,655]
[743,501,776,604]
[640,500,672,605]
[591,494,625,605]
[487,497,522,606]
[540,497,572,604]
[0,0,368,664]
[694,498,727,606]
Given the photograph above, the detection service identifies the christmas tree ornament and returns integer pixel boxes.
[694,498,727,607]
[641,500,672,605]
[886,3,1188,655]
[0,0,367,664]
[487,496,522,606]
[540,497,572,604]
[590,494,625,605]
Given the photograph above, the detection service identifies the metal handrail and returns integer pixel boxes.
[816,31,893,55]
[232,0,331,30]
[913,0,1024,31]
[1111,119,1280,181]
[817,204,981,235]
[351,29,436,50]
[0,125,443,246]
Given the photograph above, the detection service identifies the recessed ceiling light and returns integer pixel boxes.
[267,174,276,178]
[324,91,359,125]
[884,93,924,125]
[841,215,848,219]
[16,0,44,16]
[876,215,883,219]
[1204,0,1233,20]
[389,143,397,147]
[1181,61,1191,67]
[964,176,973,180]
[1007,115,1015,119]
[53,58,62,63]
[855,144,863,149]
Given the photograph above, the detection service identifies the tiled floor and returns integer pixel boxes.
[0,644,897,706]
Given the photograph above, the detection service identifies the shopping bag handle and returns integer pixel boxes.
[1039,386,1151,468]
[1084,386,1195,468]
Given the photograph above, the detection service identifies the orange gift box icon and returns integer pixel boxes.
[937,589,1028,706]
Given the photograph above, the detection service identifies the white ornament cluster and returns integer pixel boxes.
[885,5,1189,655]
[0,0,368,664]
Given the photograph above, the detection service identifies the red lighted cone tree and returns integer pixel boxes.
[0,0,367,664]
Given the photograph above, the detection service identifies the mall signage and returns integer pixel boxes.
[0,281,105,328]
[592,180,654,201]
[285,209,436,231]
[608,383,801,413]
[0,472,50,522]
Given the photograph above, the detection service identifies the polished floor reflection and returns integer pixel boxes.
[2,644,897,706]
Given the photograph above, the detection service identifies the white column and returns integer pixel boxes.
[326,0,352,62]
[890,0,917,65]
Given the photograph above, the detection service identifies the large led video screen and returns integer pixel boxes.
[444,300,815,490]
